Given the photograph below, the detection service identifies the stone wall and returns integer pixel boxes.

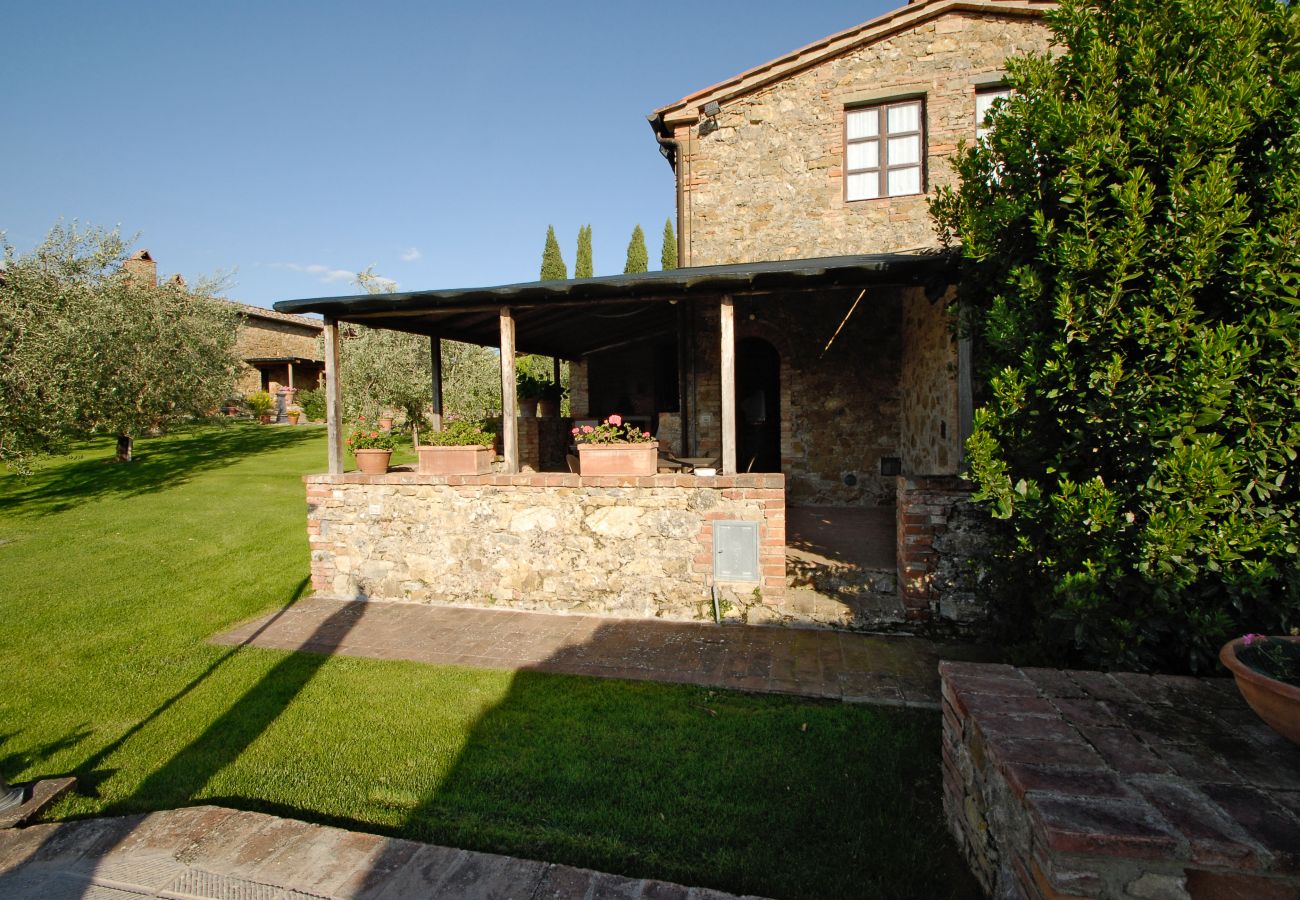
[306,472,786,621]
[674,11,1052,266]
[897,475,993,626]
[899,286,961,475]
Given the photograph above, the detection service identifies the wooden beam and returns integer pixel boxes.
[430,335,444,432]
[720,295,737,475]
[323,317,345,475]
[287,361,294,391]
[499,307,519,473]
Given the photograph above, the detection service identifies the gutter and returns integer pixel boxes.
[647,113,678,170]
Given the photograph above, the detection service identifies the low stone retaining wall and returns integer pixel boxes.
[942,661,1300,900]
[306,472,785,621]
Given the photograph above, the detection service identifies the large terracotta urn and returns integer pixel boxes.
[1220,636,1300,747]
[353,449,392,475]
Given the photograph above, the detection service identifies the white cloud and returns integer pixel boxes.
[400,247,421,263]
[270,262,357,284]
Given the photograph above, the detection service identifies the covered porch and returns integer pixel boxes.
[275,253,977,630]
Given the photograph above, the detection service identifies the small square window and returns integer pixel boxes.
[845,99,925,201]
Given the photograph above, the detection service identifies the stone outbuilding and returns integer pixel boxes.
[122,248,325,397]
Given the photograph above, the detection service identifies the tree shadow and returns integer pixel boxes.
[0,425,321,518]
[0,583,358,899]
[348,620,980,900]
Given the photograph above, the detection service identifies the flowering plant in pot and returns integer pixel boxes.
[247,390,275,423]
[516,372,548,417]
[1220,633,1300,747]
[347,417,398,474]
[572,414,657,476]
[286,405,303,425]
[418,419,495,475]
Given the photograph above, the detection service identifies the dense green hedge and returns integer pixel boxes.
[932,0,1300,672]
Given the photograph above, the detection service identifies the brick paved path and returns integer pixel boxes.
[216,598,991,708]
[0,805,761,899]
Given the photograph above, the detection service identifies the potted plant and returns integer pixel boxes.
[347,418,398,475]
[286,405,303,425]
[517,372,547,417]
[1220,634,1300,747]
[538,381,564,418]
[378,413,395,432]
[418,419,495,475]
[247,391,275,424]
[573,414,657,476]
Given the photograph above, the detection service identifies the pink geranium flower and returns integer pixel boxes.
[582,425,594,434]
[571,427,579,435]
[1243,633,1263,647]
[608,414,622,427]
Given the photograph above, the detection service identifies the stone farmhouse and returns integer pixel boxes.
[123,249,325,398]
[278,0,1055,633]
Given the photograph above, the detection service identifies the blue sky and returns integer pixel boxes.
[5,1,896,308]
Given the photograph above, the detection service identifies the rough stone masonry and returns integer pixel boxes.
[306,472,787,622]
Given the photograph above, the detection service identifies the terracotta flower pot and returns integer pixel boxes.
[418,444,493,475]
[519,398,539,418]
[288,413,301,425]
[353,449,392,475]
[378,416,394,432]
[259,414,274,424]
[1220,636,1300,747]
[576,441,658,476]
[537,398,560,417]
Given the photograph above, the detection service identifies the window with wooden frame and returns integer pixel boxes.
[976,85,1013,142]
[844,99,924,201]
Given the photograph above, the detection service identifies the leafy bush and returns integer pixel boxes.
[931,0,1300,672]
[297,388,326,422]
[246,391,275,419]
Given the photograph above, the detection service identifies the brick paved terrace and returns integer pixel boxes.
[216,597,994,708]
[941,661,1300,900]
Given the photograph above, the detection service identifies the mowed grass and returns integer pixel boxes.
[0,425,978,900]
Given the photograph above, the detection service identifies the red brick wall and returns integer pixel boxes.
[896,474,972,620]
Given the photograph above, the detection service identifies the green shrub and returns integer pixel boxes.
[246,391,275,419]
[297,388,326,422]
[931,0,1300,672]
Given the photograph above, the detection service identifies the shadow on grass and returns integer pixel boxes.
[0,425,320,517]
[346,622,980,900]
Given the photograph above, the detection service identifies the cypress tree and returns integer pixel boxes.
[539,225,567,281]
[623,224,648,274]
[661,218,677,270]
[575,224,593,278]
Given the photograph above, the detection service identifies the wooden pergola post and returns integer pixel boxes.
[720,295,737,475]
[323,317,345,475]
[287,361,295,390]
[430,335,444,432]
[499,308,519,473]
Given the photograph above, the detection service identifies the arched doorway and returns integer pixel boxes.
[736,337,781,473]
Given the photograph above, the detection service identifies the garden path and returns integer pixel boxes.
[215,598,992,708]
[0,805,763,899]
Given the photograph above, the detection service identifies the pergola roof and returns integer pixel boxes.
[273,252,953,359]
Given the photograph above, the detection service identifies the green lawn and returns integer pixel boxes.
[0,425,978,899]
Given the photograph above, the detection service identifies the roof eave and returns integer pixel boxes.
[650,0,1053,128]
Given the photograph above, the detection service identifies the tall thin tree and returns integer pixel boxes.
[575,224,593,278]
[624,224,648,274]
[540,225,567,281]
[661,218,677,270]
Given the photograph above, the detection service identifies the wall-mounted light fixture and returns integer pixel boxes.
[699,100,721,136]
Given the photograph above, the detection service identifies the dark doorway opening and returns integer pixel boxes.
[736,337,781,473]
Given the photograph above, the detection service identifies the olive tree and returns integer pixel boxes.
[931,0,1300,671]
[0,223,240,469]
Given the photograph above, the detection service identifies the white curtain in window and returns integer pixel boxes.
[887,135,920,166]
[886,102,920,134]
[847,140,879,171]
[846,172,880,201]
[887,166,921,196]
[846,109,879,140]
